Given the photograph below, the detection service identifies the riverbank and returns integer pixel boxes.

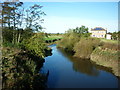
[2,46,52,89]
[90,47,119,77]
[57,36,119,77]
[42,44,118,88]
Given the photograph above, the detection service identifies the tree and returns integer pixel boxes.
[22,33,46,58]
[73,26,88,34]
[65,26,90,37]
[25,4,46,32]
[1,1,24,44]
[111,32,118,40]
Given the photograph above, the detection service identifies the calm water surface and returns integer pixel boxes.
[41,44,118,88]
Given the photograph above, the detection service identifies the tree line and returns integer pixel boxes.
[1,1,52,89]
[1,1,46,45]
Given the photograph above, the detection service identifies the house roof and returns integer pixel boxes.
[91,27,106,31]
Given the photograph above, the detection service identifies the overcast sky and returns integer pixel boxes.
[23,1,118,33]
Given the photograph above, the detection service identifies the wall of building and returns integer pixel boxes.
[91,30,106,38]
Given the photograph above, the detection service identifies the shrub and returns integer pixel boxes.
[22,33,47,58]
[57,32,80,52]
[73,37,100,59]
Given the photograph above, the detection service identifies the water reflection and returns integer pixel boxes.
[57,48,100,76]
[42,45,118,88]
[58,47,114,76]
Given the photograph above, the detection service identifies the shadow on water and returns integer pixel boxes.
[42,44,118,88]
[57,47,115,77]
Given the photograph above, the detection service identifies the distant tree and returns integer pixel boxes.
[57,33,59,36]
[111,32,118,40]
[45,33,48,37]
[66,25,90,37]
[73,26,89,34]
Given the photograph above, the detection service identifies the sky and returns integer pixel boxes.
[23,1,118,33]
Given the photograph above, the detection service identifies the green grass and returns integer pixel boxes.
[100,38,118,44]
[45,35,63,41]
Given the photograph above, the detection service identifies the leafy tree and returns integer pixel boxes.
[65,26,90,37]
[25,4,46,32]
[111,32,118,40]
[22,33,46,58]
[73,26,88,34]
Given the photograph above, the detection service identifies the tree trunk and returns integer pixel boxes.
[12,31,15,44]
[17,32,21,43]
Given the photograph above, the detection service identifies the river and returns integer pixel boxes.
[41,44,118,88]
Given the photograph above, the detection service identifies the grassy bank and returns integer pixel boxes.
[57,28,119,77]
[90,47,119,76]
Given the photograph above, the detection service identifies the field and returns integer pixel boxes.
[44,35,63,41]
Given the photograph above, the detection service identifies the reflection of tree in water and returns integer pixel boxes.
[72,58,99,76]
[57,48,99,76]
[57,47,115,77]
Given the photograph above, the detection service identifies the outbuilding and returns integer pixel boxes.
[106,34,112,40]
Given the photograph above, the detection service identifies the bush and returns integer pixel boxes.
[2,28,13,43]
[57,32,80,52]
[22,33,47,58]
[2,47,47,89]
[73,37,100,59]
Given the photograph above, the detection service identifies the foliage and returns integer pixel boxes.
[73,26,88,33]
[1,1,50,89]
[25,4,46,31]
[2,47,47,89]
[1,2,45,45]
[65,25,91,37]
[22,33,46,58]
[73,37,100,59]
[58,25,91,52]
[1,2,23,29]
[91,47,119,76]
[58,32,80,52]
[2,28,13,43]
[111,31,119,40]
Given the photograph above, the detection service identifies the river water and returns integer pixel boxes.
[41,44,118,88]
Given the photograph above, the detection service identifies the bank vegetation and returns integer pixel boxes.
[57,26,120,77]
[1,1,52,89]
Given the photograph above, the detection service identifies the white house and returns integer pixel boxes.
[91,27,107,38]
